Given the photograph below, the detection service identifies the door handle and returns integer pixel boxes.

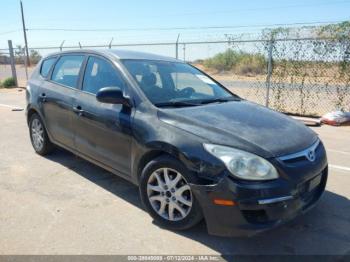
[73,105,84,116]
[39,93,46,102]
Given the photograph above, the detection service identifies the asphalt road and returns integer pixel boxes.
[0,89,349,257]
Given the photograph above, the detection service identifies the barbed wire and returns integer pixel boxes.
[26,20,348,33]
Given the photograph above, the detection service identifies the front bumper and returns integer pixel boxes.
[190,148,328,237]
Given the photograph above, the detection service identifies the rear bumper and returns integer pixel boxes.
[190,166,328,237]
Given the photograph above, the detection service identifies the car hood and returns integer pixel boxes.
[158,100,317,158]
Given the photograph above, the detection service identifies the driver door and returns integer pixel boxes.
[73,55,132,176]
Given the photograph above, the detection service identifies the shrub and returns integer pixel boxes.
[234,54,267,75]
[204,49,239,71]
[1,77,16,88]
[203,49,267,75]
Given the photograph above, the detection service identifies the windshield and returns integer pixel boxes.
[122,60,237,106]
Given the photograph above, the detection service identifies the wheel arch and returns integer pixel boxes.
[135,141,194,185]
[136,150,172,184]
[26,106,52,141]
[27,107,40,124]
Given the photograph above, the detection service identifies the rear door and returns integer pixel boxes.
[73,55,133,175]
[40,54,85,149]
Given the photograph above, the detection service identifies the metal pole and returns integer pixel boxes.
[23,46,28,80]
[20,0,30,66]
[59,40,65,52]
[8,40,18,88]
[175,34,180,59]
[265,39,273,108]
[183,43,186,61]
[109,37,114,49]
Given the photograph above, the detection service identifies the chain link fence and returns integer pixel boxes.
[1,37,349,116]
[0,44,29,87]
[268,38,350,116]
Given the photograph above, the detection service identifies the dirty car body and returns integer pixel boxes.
[26,50,328,237]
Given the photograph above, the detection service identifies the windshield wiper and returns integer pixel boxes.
[155,97,240,107]
[199,97,241,105]
[154,101,201,108]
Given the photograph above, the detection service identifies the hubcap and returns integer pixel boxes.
[31,118,44,151]
[147,168,193,221]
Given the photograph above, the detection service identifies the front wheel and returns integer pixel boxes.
[139,155,203,231]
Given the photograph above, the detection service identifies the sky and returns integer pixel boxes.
[0,0,350,59]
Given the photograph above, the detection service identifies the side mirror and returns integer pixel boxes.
[96,87,130,106]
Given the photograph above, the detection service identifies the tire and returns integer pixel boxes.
[29,113,54,155]
[139,155,203,231]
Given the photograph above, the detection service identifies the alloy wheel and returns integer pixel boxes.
[31,118,44,151]
[147,168,193,221]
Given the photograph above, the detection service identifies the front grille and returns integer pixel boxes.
[283,155,308,164]
[278,139,320,164]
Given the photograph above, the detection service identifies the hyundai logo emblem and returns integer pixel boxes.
[306,149,316,162]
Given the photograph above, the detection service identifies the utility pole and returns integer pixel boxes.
[20,0,30,66]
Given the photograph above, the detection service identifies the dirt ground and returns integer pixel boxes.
[0,88,349,258]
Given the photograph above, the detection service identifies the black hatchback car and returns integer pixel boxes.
[26,50,328,237]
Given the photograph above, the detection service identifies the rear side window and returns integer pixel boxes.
[51,55,85,88]
[40,57,56,78]
[82,56,126,94]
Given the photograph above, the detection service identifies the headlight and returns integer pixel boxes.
[203,143,278,180]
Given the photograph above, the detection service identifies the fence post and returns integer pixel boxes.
[183,43,186,61]
[265,39,273,107]
[109,38,114,49]
[8,40,18,88]
[175,34,180,59]
[59,40,65,52]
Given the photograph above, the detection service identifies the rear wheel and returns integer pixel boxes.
[140,155,202,230]
[29,113,54,155]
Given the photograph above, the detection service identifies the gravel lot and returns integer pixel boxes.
[0,89,349,258]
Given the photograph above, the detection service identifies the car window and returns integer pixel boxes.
[133,63,163,89]
[40,57,56,78]
[51,55,85,88]
[171,72,214,96]
[82,56,126,95]
[123,60,233,104]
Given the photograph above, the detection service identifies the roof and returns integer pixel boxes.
[46,49,182,63]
